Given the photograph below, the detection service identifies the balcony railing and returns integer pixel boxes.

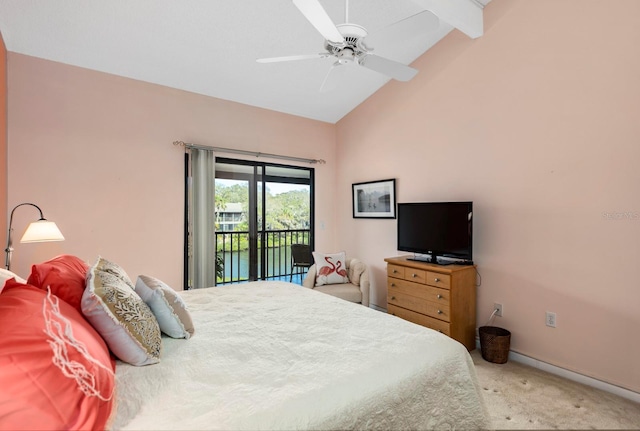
[215,229,311,284]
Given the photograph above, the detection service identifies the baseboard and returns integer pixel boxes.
[369,303,386,313]
[475,337,640,404]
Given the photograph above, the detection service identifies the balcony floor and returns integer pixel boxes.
[217,272,307,286]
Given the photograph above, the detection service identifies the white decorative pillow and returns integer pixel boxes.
[0,268,27,293]
[312,251,350,286]
[135,275,195,339]
[82,258,162,366]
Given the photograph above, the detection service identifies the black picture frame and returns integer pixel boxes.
[352,179,396,219]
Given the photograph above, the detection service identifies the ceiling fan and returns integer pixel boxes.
[257,0,439,92]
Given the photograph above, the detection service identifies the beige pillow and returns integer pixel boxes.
[135,275,195,339]
[95,256,135,289]
[82,258,162,366]
[312,251,349,286]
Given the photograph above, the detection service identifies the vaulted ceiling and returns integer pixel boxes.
[0,0,487,123]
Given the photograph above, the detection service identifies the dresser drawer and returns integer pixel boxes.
[388,304,451,336]
[387,278,450,304]
[403,268,427,284]
[388,263,428,283]
[387,264,405,279]
[388,291,451,322]
[426,271,451,289]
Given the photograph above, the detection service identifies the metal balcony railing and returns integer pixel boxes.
[215,229,311,284]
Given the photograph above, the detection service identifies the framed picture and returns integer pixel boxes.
[352,179,396,219]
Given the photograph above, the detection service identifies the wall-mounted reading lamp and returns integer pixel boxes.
[4,203,65,270]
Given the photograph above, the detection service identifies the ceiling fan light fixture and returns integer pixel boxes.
[259,0,421,89]
[337,48,355,63]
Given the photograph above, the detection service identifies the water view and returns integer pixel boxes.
[220,245,300,282]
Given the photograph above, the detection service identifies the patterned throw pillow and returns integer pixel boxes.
[82,258,161,366]
[135,275,195,339]
[312,251,350,286]
[95,256,135,289]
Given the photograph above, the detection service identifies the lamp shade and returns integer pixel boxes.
[20,220,65,243]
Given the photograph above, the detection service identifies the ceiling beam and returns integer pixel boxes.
[412,0,484,39]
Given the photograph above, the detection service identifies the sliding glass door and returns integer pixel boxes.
[214,158,314,283]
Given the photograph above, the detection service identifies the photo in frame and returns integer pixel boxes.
[352,179,396,219]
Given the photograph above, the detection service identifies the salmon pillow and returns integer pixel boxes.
[0,280,115,431]
[27,254,89,312]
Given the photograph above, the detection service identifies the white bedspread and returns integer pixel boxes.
[112,281,489,430]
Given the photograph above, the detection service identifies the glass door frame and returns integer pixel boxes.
[214,157,315,282]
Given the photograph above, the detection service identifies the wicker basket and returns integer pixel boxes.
[479,326,511,364]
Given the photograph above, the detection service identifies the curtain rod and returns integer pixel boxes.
[173,141,326,165]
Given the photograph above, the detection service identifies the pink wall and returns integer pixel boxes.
[7,54,337,287]
[336,0,640,392]
[0,32,6,250]
[5,0,639,394]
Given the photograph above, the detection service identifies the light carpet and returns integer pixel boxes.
[471,350,640,430]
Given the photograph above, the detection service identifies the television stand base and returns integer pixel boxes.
[406,258,442,265]
[406,257,473,266]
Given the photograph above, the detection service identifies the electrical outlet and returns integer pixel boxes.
[546,311,557,328]
[494,303,503,317]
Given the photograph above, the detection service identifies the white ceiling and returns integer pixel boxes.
[0,0,486,123]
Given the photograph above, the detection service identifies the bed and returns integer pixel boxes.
[113,281,490,430]
[0,256,490,430]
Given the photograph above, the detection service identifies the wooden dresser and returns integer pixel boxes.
[384,256,477,351]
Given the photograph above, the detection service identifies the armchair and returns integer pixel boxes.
[302,257,370,307]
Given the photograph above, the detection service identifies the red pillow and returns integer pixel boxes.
[0,280,115,431]
[27,254,89,312]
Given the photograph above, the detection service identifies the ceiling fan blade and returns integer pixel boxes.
[364,11,439,49]
[293,0,345,44]
[359,54,418,81]
[257,53,329,63]
[319,62,347,93]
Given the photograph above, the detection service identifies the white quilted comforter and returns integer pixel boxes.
[112,281,490,430]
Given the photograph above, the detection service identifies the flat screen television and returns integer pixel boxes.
[397,202,473,264]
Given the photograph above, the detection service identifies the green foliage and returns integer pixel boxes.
[215,253,224,282]
[216,183,249,207]
[216,231,249,252]
[215,182,310,252]
[264,189,310,230]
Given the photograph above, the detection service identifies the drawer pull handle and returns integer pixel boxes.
[391,296,396,300]
[437,294,443,299]
[412,273,417,278]
[434,278,440,282]
[437,310,443,314]
[390,283,396,287]
[393,270,398,273]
